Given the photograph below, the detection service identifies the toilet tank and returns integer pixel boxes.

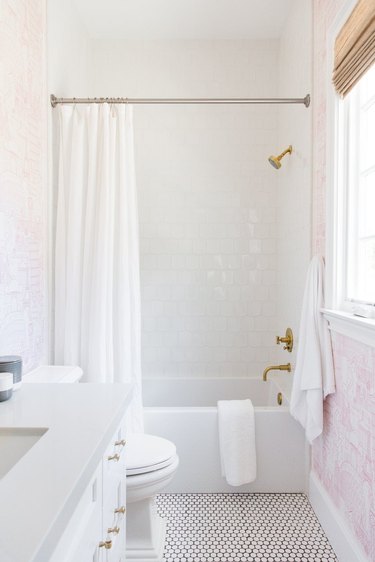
[24,366,83,384]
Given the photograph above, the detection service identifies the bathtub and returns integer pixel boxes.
[143,377,307,493]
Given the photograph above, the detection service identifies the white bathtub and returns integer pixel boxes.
[143,377,307,493]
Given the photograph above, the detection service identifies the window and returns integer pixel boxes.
[336,62,375,315]
[325,0,375,343]
[346,63,375,304]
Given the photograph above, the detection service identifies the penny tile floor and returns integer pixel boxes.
[156,493,338,562]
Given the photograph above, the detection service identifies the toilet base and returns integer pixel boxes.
[126,498,167,562]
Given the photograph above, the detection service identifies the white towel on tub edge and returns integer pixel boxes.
[217,399,256,486]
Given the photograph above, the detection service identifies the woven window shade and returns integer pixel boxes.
[333,0,375,97]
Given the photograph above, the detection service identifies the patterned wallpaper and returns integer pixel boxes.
[313,333,375,559]
[0,0,47,372]
[312,0,342,256]
[312,0,375,558]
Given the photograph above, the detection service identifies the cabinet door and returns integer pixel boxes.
[50,462,103,562]
[69,511,102,562]
[102,424,127,561]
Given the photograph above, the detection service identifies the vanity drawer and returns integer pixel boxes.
[103,424,126,473]
[102,424,126,507]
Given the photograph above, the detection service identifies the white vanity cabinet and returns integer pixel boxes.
[0,384,133,562]
[50,418,127,562]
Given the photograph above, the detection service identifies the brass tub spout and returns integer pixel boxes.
[262,363,291,382]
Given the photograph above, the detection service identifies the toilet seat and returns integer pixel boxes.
[126,433,177,476]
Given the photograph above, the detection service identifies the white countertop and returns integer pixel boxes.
[0,383,133,562]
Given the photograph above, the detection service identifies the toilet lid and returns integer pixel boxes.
[126,433,176,475]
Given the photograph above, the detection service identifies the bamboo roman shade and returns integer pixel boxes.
[333,0,375,97]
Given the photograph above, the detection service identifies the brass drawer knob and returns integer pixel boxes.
[99,540,112,550]
[114,506,126,515]
[115,439,126,447]
[107,453,120,462]
[108,526,120,535]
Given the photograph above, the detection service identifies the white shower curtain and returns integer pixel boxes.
[55,103,143,432]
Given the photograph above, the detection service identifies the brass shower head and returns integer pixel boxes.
[268,145,292,169]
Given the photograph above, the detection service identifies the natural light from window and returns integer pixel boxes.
[345,63,375,306]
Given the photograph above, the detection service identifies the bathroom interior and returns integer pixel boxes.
[1,0,375,561]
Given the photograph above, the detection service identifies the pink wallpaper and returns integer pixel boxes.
[312,0,375,558]
[0,0,47,372]
[313,333,375,559]
[312,0,342,256]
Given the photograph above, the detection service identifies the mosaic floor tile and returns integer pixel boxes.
[156,493,338,562]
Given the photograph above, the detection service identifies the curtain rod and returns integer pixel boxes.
[50,94,311,108]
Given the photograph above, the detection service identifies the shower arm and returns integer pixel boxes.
[277,146,292,160]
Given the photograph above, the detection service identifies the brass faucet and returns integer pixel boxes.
[262,363,291,382]
[276,328,293,352]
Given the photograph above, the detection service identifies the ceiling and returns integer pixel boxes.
[73,0,293,40]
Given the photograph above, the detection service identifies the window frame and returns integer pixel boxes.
[324,0,375,347]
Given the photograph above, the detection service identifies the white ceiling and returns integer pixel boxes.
[73,0,293,40]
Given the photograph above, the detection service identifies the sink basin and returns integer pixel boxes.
[0,428,48,479]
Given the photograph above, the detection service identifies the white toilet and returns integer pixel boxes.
[126,433,179,562]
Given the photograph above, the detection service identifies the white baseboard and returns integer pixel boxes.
[309,472,369,562]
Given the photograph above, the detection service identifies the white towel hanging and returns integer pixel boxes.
[290,256,335,443]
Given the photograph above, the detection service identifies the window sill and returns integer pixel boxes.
[322,308,375,349]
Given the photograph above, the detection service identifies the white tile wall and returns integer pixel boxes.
[276,0,312,369]
[138,155,279,377]
[90,40,286,378]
